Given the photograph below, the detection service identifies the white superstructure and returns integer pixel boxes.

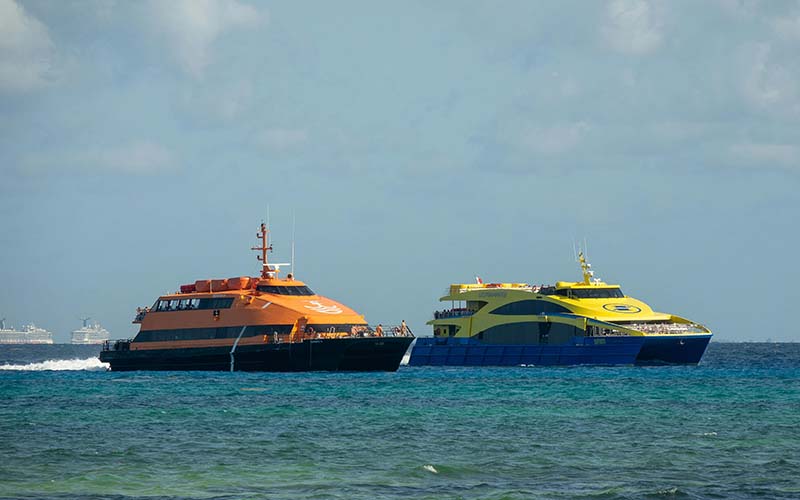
[0,318,54,344]
[70,318,110,345]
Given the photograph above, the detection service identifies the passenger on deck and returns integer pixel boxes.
[400,320,408,336]
[375,324,383,337]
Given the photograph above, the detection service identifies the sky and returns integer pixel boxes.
[1,0,799,342]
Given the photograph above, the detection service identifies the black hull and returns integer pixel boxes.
[100,337,413,372]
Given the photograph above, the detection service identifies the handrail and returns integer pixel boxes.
[624,322,709,334]
[292,324,414,340]
[102,323,414,352]
[102,339,133,351]
[433,308,475,319]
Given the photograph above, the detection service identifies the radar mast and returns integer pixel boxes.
[578,251,601,285]
[251,222,274,279]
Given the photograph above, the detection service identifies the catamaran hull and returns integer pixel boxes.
[408,336,644,366]
[635,334,712,365]
[100,337,413,372]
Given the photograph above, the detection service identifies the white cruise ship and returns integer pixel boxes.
[0,318,54,344]
[70,318,110,345]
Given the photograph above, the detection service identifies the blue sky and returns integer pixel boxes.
[1,0,798,342]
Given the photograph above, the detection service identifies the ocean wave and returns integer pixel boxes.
[650,486,687,497]
[0,357,109,371]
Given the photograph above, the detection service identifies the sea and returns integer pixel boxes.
[0,343,798,500]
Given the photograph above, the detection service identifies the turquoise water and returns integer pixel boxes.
[1,343,799,499]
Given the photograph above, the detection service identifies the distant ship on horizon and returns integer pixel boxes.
[71,317,110,345]
[0,318,54,344]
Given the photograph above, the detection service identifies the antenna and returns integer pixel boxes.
[577,248,601,285]
[267,205,270,229]
[291,211,296,277]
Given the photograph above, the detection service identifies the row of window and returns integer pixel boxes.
[540,287,625,299]
[135,324,292,342]
[135,323,366,342]
[489,300,570,315]
[475,322,581,345]
[438,298,622,317]
[566,288,624,299]
[153,297,234,312]
[256,285,315,296]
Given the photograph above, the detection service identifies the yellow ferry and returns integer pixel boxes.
[409,253,712,366]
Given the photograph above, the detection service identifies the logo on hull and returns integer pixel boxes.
[304,300,343,314]
[603,303,642,313]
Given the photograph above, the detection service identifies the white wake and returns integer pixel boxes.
[0,357,109,371]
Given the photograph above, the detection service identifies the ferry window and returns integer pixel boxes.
[466,300,488,312]
[256,285,315,296]
[197,297,234,310]
[490,300,570,315]
[570,288,624,299]
[135,324,299,342]
[478,321,579,345]
[156,300,173,311]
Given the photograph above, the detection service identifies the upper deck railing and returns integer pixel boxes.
[433,308,475,320]
[625,322,709,335]
[448,283,535,295]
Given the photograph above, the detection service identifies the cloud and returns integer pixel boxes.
[772,7,800,42]
[713,0,760,19]
[85,141,175,174]
[177,79,254,123]
[146,0,264,78]
[740,43,800,116]
[602,0,664,55]
[254,128,308,151]
[729,142,800,170]
[519,122,590,156]
[0,0,56,92]
[23,141,175,175]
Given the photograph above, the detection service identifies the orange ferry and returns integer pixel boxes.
[100,223,413,371]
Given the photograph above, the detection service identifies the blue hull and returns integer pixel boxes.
[635,335,712,365]
[408,336,644,367]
